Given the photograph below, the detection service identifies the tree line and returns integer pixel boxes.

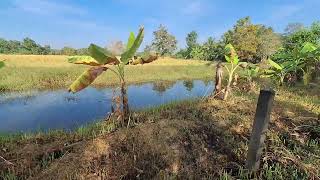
[146,17,319,64]
[1,16,319,64]
[0,37,89,55]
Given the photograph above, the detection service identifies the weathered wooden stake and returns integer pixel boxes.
[246,89,275,172]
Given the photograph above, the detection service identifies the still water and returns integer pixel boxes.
[0,80,213,133]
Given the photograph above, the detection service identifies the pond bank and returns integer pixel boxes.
[1,85,319,179]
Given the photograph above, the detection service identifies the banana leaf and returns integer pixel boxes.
[89,44,120,65]
[68,56,100,66]
[69,66,107,93]
[121,27,144,64]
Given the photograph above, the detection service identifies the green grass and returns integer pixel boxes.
[0,55,214,91]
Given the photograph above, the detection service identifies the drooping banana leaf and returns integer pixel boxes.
[68,56,101,66]
[268,59,283,70]
[69,66,107,93]
[89,44,120,65]
[121,27,144,64]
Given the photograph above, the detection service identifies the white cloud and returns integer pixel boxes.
[13,0,87,16]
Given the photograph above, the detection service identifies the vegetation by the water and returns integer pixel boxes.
[1,84,319,179]
[0,55,213,91]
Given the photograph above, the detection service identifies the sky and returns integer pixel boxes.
[0,0,319,49]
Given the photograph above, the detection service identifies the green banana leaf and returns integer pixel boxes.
[69,66,107,93]
[224,55,231,63]
[301,42,317,54]
[68,56,101,66]
[121,27,144,64]
[126,32,135,50]
[89,44,120,65]
[233,56,239,65]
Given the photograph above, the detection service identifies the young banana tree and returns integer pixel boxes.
[262,59,301,86]
[68,27,154,125]
[223,44,246,100]
[299,42,320,85]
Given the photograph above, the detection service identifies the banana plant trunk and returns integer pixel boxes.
[121,79,130,124]
[214,63,223,97]
[223,76,232,100]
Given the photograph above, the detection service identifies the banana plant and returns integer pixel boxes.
[262,59,302,86]
[68,27,156,125]
[299,42,320,85]
[223,44,246,100]
[243,65,260,82]
[272,42,320,85]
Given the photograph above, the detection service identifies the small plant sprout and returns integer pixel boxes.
[223,44,246,100]
[68,26,158,126]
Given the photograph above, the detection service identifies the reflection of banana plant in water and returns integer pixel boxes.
[152,81,175,95]
[68,27,157,125]
[183,80,194,92]
[223,44,246,100]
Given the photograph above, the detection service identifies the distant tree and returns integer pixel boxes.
[107,40,125,55]
[42,45,51,55]
[174,49,188,59]
[283,21,320,52]
[185,31,198,58]
[284,23,304,35]
[22,38,40,54]
[151,25,177,56]
[223,16,281,62]
[61,46,77,55]
[202,37,224,61]
[76,48,89,55]
[257,26,282,61]
[143,45,153,53]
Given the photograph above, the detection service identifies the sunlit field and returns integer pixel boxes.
[0,55,214,91]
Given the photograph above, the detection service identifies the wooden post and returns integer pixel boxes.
[246,89,275,172]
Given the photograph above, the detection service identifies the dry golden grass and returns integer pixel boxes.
[0,55,214,91]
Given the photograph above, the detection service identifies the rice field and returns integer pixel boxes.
[0,55,214,91]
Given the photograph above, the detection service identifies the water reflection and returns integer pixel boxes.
[183,80,194,92]
[152,81,175,95]
[0,80,214,133]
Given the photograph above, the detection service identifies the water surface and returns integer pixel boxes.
[0,80,213,133]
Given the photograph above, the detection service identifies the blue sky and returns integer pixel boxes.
[0,0,319,49]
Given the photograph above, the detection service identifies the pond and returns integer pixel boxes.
[0,80,214,133]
